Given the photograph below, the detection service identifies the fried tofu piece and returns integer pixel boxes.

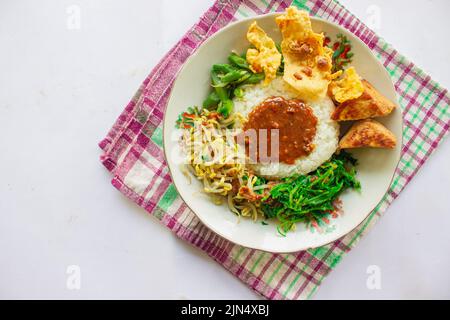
[331,79,396,121]
[339,119,397,149]
[275,7,333,99]
[246,21,282,86]
[329,67,364,103]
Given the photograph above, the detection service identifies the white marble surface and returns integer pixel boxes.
[0,0,449,299]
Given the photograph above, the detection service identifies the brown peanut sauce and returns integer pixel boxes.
[242,96,317,165]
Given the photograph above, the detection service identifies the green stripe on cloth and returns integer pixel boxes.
[151,126,163,147]
[158,184,178,211]
[266,255,288,285]
[283,253,316,297]
[237,8,250,17]
[250,252,266,273]
[292,0,309,10]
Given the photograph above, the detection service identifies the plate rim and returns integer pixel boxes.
[162,12,403,253]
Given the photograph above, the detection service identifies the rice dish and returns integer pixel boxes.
[233,77,339,178]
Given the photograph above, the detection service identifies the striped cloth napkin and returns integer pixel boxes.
[99,0,450,299]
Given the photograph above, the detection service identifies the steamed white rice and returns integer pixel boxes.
[233,77,339,178]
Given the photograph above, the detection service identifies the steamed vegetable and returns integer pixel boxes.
[240,72,265,85]
[228,52,251,70]
[261,151,360,235]
[217,99,233,118]
[203,91,220,109]
[202,48,286,117]
[203,52,262,116]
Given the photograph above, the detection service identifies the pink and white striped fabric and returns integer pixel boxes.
[99,0,450,299]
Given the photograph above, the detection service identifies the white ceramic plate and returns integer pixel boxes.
[163,13,402,253]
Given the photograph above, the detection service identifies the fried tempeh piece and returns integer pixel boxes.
[339,119,397,149]
[331,80,396,121]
